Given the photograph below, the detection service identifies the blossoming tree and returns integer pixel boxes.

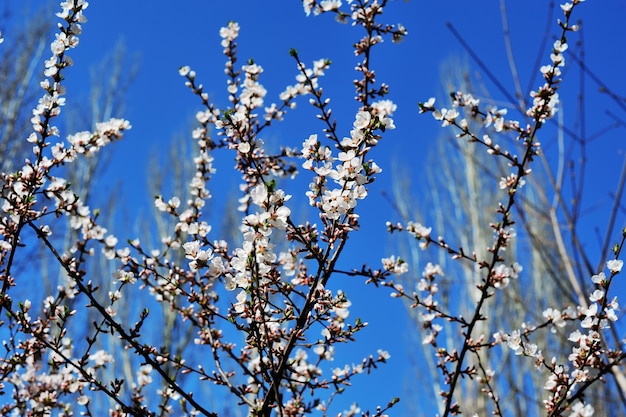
[0,0,623,416]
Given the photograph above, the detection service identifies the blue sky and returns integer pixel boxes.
[4,0,626,415]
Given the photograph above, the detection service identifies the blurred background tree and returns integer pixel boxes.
[391,2,626,413]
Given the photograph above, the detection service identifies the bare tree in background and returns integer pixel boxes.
[392,2,626,415]
[0,5,53,176]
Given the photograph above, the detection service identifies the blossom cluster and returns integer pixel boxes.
[100,3,403,415]
[540,258,623,415]
[302,107,387,225]
[492,257,624,416]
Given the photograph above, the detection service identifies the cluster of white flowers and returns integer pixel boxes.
[495,330,542,360]
[498,173,526,191]
[47,127,128,242]
[371,99,397,128]
[291,348,323,384]
[527,37,570,123]
[490,261,522,289]
[580,264,621,331]
[7,333,114,411]
[302,0,343,16]
[542,306,575,332]
[60,118,130,159]
[279,58,330,104]
[26,1,88,152]
[567,401,594,417]
[182,240,213,272]
[303,108,388,223]
[233,186,290,291]
[385,220,432,250]
[405,221,432,245]
[483,106,509,132]
[216,62,267,138]
[219,20,239,47]
[420,94,521,145]
[135,364,153,388]
[277,249,298,277]
[415,263,443,345]
[381,255,408,275]
[499,257,622,416]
